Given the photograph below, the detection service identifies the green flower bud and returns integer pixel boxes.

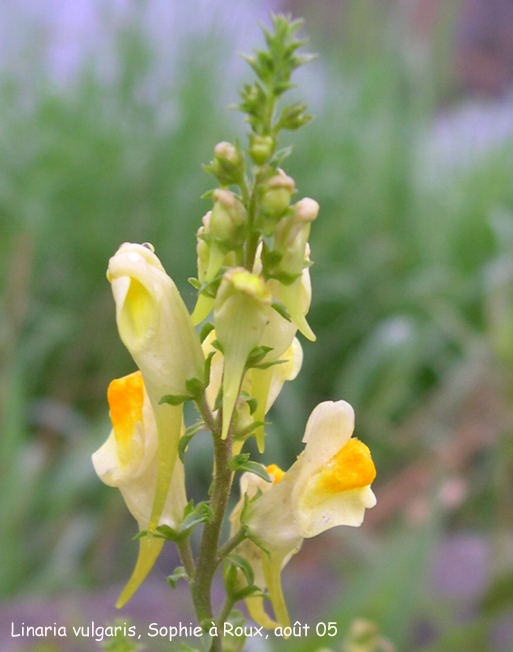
[249,135,274,165]
[211,141,245,185]
[268,197,319,279]
[209,189,247,249]
[260,170,296,235]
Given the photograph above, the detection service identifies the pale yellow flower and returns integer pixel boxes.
[92,371,187,607]
[107,242,204,531]
[231,400,377,628]
[213,268,272,440]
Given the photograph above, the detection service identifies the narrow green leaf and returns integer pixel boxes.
[159,394,190,406]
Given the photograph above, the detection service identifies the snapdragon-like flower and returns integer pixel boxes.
[107,243,204,531]
[213,268,272,440]
[202,330,302,451]
[92,371,187,607]
[231,400,376,628]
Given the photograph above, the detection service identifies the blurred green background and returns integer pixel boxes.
[1,1,513,651]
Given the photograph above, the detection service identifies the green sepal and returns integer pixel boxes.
[251,358,286,371]
[197,267,229,298]
[179,422,205,462]
[180,500,214,534]
[275,102,313,131]
[167,566,191,589]
[245,345,273,370]
[185,376,205,399]
[229,454,272,482]
[159,394,190,406]
[200,188,215,200]
[235,420,268,440]
[238,390,258,415]
[271,299,292,321]
[200,321,215,343]
[225,552,255,588]
[154,525,180,541]
[268,145,293,170]
[132,530,147,541]
[204,350,216,388]
[211,339,224,354]
[213,385,224,412]
[188,277,202,290]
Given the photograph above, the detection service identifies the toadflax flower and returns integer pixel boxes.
[92,371,187,607]
[230,400,376,628]
[107,243,204,531]
[213,268,272,441]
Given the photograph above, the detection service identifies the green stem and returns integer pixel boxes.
[216,528,247,564]
[176,537,195,580]
[209,594,238,652]
[191,421,234,626]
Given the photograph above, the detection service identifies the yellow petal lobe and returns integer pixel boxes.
[108,371,144,466]
[312,438,376,494]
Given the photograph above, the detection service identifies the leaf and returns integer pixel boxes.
[225,553,255,587]
[230,454,272,482]
[155,524,180,541]
[167,566,190,589]
[180,501,214,533]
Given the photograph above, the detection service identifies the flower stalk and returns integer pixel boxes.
[92,14,377,652]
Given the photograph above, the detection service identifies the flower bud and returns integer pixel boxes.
[249,134,274,165]
[260,170,296,234]
[209,189,247,247]
[211,141,245,185]
[107,243,204,531]
[214,268,272,440]
[272,197,319,278]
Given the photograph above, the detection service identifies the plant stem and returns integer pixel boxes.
[191,421,234,627]
[216,528,247,564]
[209,595,238,652]
[176,537,195,580]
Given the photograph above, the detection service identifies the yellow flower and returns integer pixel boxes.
[107,242,204,531]
[213,268,272,440]
[202,330,302,452]
[92,371,187,608]
[231,400,376,628]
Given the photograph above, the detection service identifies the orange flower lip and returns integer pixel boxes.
[266,464,286,484]
[108,371,144,466]
[312,438,376,494]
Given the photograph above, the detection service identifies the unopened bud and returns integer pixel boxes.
[249,135,274,165]
[211,141,245,184]
[260,171,296,234]
[271,199,318,278]
[209,189,247,249]
[293,197,319,223]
